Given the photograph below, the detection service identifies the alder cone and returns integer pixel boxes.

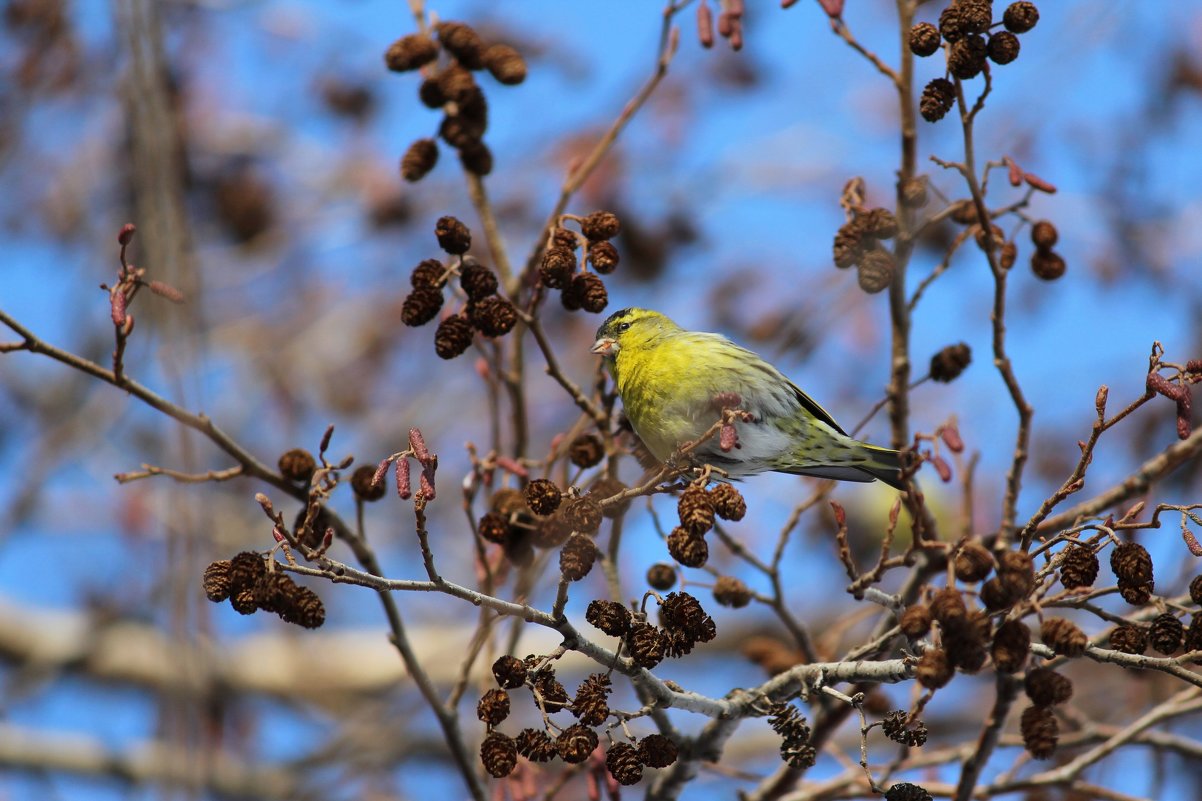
[627,621,666,668]
[638,733,678,768]
[524,478,562,515]
[480,732,517,777]
[1041,617,1087,658]
[900,604,932,638]
[1109,625,1147,655]
[491,655,526,689]
[1025,667,1073,706]
[1149,613,1183,654]
[516,728,556,762]
[556,723,598,764]
[884,784,933,801]
[915,648,953,689]
[1020,705,1058,760]
[1110,541,1153,585]
[991,619,1030,673]
[586,599,632,637]
[1059,543,1099,589]
[476,688,510,725]
[606,742,643,786]
[954,542,995,582]
[559,534,597,580]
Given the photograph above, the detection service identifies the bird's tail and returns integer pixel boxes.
[854,443,907,491]
[777,440,907,490]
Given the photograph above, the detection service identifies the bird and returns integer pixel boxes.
[591,307,905,490]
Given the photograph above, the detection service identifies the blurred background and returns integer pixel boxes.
[2,0,1202,798]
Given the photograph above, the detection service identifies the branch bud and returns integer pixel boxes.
[1095,385,1108,416]
[495,455,528,478]
[817,0,844,17]
[1120,501,1145,523]
[117,223,136,245]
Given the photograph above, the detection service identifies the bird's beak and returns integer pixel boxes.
[591,337,618,356]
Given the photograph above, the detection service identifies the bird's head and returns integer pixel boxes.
[591,307,679,358]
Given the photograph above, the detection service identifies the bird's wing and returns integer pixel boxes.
[707,334,848,436]
[784,379,847,435]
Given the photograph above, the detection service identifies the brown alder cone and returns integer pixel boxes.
[1041,617,1088,658]
[1020,705,1058,760]
[915,648,953,689]
[900,604,932,638]
[480,732,517,777]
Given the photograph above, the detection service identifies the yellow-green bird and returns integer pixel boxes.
[591,308,905,490]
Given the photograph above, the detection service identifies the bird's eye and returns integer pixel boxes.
[616,322,631,333]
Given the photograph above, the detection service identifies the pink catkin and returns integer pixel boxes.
[1004,156,1022,187]
[696,0,714,48]
[1148,372,1185,403]
[719,423,738,452]
[1183,527,1202,557]
[932,454,952,483]
[716,10,732,36]
[419,466,436,501]
[371,458,391,490]
[110,288,127,326]
[396,457,412,499]
[1177,388,1193,440]
[149,281,184,303]
[1024,172,1057,194]
[940,425,964,453]
[728,23,743,50]
[409,427,430,462]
